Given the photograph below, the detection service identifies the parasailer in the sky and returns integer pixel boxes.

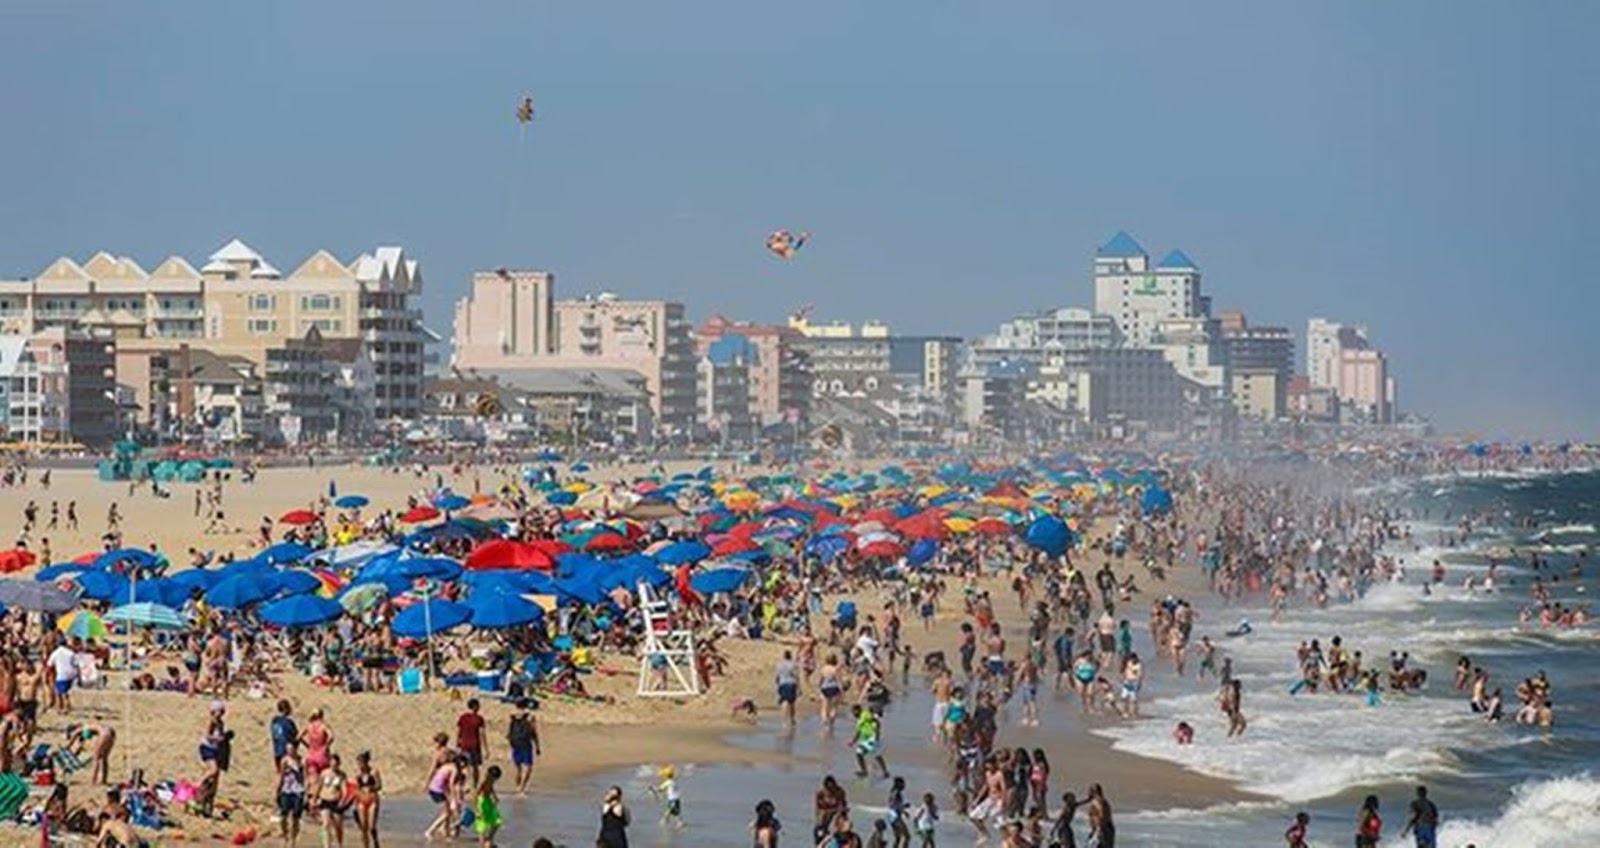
[516,95,535,125]
[765,229,808,260]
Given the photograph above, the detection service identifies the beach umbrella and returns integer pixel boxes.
[546,490,578,506]
[166,569,219,594]
[974,517,1012,537]
[1141,488,1174,516]
[205,574,274,609]
[338,581,396,613]
[259,594,344,629]
[279,509,319,526]
[57,610,107,641]
[1025,516,1074,558]
[365,554,463,582]
[334,495,369,510]
[392,598,472,639]
[653,541,711,566]
[689,567,750,595]
[104,603,186,629]
[0,549,37,574]
[256,542,314,566]
[582,532,630,553]
[906,538,939,567]
[132,578,191,607]
[73,570,130,603]
[35,562,88,582]
[434,494,472,511]
[465,540,555,572]
[534,450,563,463]
[400,505,441,523]
[271,570,322,597]
[95,548,160,573]
[465,592,545,629]
[0,580,73,613]
[858,539,907,559]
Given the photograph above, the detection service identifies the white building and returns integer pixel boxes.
[1093,231,1210,347]
[970,307,1120,370]
[1307,317,1369,391]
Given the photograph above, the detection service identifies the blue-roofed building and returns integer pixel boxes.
[1092,231,1209,347]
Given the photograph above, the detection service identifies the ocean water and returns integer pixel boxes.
[1101,468,1600,846]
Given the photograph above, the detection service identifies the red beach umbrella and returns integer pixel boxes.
[279,509,319,526]
[400,505,441,523]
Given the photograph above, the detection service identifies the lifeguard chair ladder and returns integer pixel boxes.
[637,581,701,697]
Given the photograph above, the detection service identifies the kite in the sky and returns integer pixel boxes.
[765,229,808,260]
[516,96,535,125]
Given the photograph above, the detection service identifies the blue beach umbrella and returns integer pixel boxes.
[259,594,344,629]
[335,495,370,510]
[546,491,577,506]
[652,540,711,566]
[132,578,191,607]
[392,599,472,639]
[35,563,89,582]
[270,570,322,598]
[906,538,939,568]
[689,567,751,595]
[256,542,314,566]
[1025,516,1075,558]
[205,574,274,609]
[94,548,160,573]
[434,494,472,511]
[73,570,130,603]
[166,569,220,595]
[465,592,545,630]
[1141,488,1174,516]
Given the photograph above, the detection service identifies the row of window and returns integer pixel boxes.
[248,294,344,312]
[248,319,345,335]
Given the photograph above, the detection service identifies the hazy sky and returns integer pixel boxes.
[2,1,1596,437]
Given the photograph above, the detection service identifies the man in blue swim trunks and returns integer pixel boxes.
[1401,784,1439,848]
[774,651,800,727]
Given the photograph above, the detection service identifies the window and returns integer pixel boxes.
[300,294,341,312]
[299,319,343,334]
[249,294,276,312]
[247,318,278,335]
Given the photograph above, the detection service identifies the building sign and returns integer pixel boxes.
[1133,275,1164,296]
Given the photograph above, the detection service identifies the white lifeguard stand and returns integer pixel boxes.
[637,581,701,697]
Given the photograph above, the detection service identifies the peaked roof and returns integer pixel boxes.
[1096,231,1146,258]
[209,238,262,263]
[1157,249,1197,270]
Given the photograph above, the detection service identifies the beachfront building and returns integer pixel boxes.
[1092,231,1211,347]
[1220,312,1295,422]
[694,316,812,429]
[1306,317,1398,424]
[968,307,1121,371]
[1306,318,1369,391]
[453,271,697,438]
[788,314,962,402]
[0,239,430,428]
[0,328,121,446]
[474,368,654,445]
[696,335,758,446]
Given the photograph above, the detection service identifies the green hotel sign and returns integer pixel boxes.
[1133,275,1163,296]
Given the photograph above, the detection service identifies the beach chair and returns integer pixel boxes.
[398,667,424,694]
[0,773,27,821]
[52,747,87,776]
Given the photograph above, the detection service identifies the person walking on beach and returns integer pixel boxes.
[473,765,503,847]
[47,638,78,714]
[1401,785,1439,848]
[275,746,307,848]
[456,698,487,788]
[851,704,888,779]
[317,753,349,848]
[507,698,540,795]
[1084,784,1114,848]
[352,751,382,848]
[423,754,462,841]
[597,785,631,848]
[775,650,800,727]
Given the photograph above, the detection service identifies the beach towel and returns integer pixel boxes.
[0,773,27,820]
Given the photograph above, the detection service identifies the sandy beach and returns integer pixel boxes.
[0,458,1253,843]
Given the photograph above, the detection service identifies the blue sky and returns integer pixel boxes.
[1,1,1596,437]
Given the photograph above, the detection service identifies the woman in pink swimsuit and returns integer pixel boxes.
[303,708,334,779]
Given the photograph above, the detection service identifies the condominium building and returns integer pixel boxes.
[788,316,961,400]
[969,307,1121,370]
[0,328,120,445]
[1092,231,1210,347]
[696,335,757,444]
[453,272,698,435]
[1220,312,1295,421]
[694,316,812,427]
[0,239,429,424]
[1306,317,1369,391]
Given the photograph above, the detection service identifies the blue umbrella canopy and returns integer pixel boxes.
[906,538,939,567]
[362,554,462,583]
[255,542,314,566]
[259,594,344,629]
[166,568,220,594]
[1025,516,1075,558]
[132,578,191,607]
[73,570,130,603]
[546,491,578,506]
[689,567,751,595]
[270,570,322,598]
[465,592,545,629]
[205,574,274,609]
[1141,488,1174,516]
[94,548,160,572]
[653,541,711,566]
[334,495,370,509]
[392,599,472,639]
[35,562,89,582]
[433,494,472,511]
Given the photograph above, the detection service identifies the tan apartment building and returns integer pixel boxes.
[694,315,811,428]
[453,270,697,436]
[0,238,429,426]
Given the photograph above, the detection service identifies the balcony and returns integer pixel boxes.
[152,306,204,319]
